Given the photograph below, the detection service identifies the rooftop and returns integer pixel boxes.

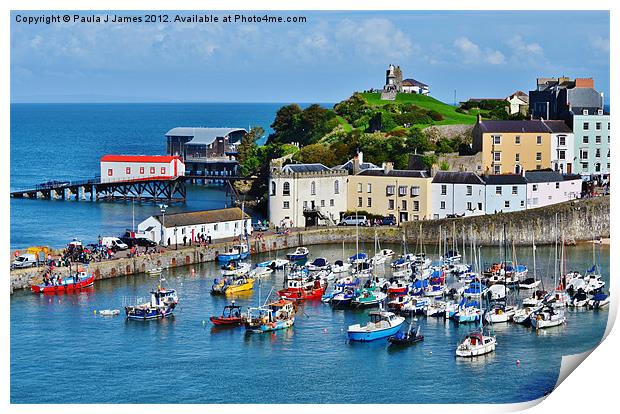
[524,170,565,183]
[478,120,551,134]
[357,168,429,178]
[101,155,181,163]
[281,163,332,174]
[483,174,528,185]
[542,120,572,133]
[402,78,428,88]
[155,207,249,228]
[165,127,247,146]
[432,171,485,185]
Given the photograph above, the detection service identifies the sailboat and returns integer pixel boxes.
[485,225,516,323]
[371,230,393,265]
[519,237,541,289]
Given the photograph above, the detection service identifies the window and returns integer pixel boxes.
[504,200,510,208]
[478,202,483,211]
[367,183,372,193]
[386,185,395,196]
[358,197,363,208]
[441,185,447,195]
[107,168,113,176]
[580,149,589,160]
[283,182,290,196]
[536,165,542,170]
[596,122,602,130]
[466,185,472,196]
[320,200,325,207]
[584,122,590,130]
[493,135,501,145]
[139,167,145,174]
[367,197,372,208]
[515,136,521,144]
[303,201,308,209]
[536,152,542,161]
[413,201,419,211]
[467,202,472,210]
[310,181,316,196]
[270,182,277,196]
[410,186,420,196]
[161,167,166,174]
[398,186,407,196]
[283,201,290,209]
[330,199,334,207]
[493,165,501,174]
[583,136,589,144]
[214,224,218,231]
[357,183,362,193]
[558,136,566,146]
[495,186,502,195]
[334,180,339,194]
[536,136,542,145]
[582,162,589,170]
[533,184,538,191]
[532,198,539,206]
[520,200,525,208]
[440,201,446,210]
[126,167,131,174]
[596,148,601,158]
[515,153,520,162]
[596,136,601,144]
[595,163,601,172]
[555,182,560,189]
[388,199,395,210]
[512,186,518,195]
[559,150,566,160]
[413,215,419,221]
[150,167,155,174]
[493,152,501,162]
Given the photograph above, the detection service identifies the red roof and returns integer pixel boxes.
[100,155,182,163]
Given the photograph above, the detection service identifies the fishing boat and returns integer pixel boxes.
[286,247,309,261]
[587,293,610,309]
[125,282,178,320]
[307,257,330,271]
[388,324,424,346]
[277,277,327,301]
[210,301,245,326]
[347,310,405,342]
[211,276,255,295]
[220,261,251,277]
[352,289,387,308]
[531,306,566,329]
[245,299,296,333]
[256,258,289,269]
[455,331,496,358]
[217,243,250,263]
[31,271,95,294]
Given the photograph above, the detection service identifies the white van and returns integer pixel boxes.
[338,215,368,226]
[12,253,38,269]
[101,237,129,251]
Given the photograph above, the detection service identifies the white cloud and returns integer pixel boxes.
[453,36,505,65]
[335,18,413,60]
[507,35,544,56]
[590,36,610,53]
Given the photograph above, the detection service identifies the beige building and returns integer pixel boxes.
[472,117,554,175]
[346,162,433,224]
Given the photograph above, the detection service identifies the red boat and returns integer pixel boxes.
[387,281,409,296]
[277,278,327,301]
[210,303,245,326]
[31,271,95,294]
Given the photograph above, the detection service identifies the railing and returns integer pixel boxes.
[11,176,101,193]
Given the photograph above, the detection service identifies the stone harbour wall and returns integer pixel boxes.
[10,196,609,293]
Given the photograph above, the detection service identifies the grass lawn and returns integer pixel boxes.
[359,92,480,126]
[336,115,353,132]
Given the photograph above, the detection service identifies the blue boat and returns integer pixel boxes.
[286,247,309,261]
[217,244,249,263]
[349,252,368,264]
[347,311,406,342]
[125,287,178,320]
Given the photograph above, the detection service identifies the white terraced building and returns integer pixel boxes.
[268,163,348,228]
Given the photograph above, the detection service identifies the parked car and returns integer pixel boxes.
[252,222,268,232]
[338,215,368,226]
[101,237,129,251]
[120,236,157,248]
[381,215,397,226]
[12,253,38,269]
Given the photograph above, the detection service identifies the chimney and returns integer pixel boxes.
[383,162,394,174]
[352,152,361,175]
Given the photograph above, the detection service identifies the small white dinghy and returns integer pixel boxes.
[99,309,120,316]
[146,267,163,276]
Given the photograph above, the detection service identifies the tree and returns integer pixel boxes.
[267,104,303,144]
[293,143,338,166]
[333,93,370,123]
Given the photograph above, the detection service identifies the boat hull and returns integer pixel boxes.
[246,317,295,333]
[210,316,244,326]
[31,274,95,294]
[125,306,175,320]
[348,322,404,342]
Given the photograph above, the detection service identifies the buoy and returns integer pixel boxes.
[516,359,521,367]
[429,351,433,355]
[323,328,328,334]
[93,309,97,315]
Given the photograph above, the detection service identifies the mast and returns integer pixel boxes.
[503,223,507,301]
[532,232,537,285]
[553,213,558,290]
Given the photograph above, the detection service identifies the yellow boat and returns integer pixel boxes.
[212,276,255,295]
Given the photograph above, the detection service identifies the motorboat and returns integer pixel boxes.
[277,277,327,301]
[588,293,610,309]
[347,311,405,342]
[307,257,330,271]
[455,331,496,358]
[531,306,566,329]
[330,286,358,309]
[388,325,424,346]
[352,289,388,308]
[220,261,251,277]
[31,271,95,294]
[98,309,120,316]
[245,299,296,333]
[217,243,249,263]
[286,247,309,261]
[211,276,255,295]
[210,301,245,326]
[256,258,289,269]
[125,285,178,320]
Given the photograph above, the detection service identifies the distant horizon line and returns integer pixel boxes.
[10,101,338,105]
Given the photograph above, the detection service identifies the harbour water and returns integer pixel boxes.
[10,103,327,249]
[10,242,609,404]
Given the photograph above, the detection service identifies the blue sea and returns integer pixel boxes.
[10,103,319,249]
[10,242,609,404]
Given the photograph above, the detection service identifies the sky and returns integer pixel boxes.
[10,10,610,105]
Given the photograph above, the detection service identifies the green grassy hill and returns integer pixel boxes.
[359,92,480,126]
